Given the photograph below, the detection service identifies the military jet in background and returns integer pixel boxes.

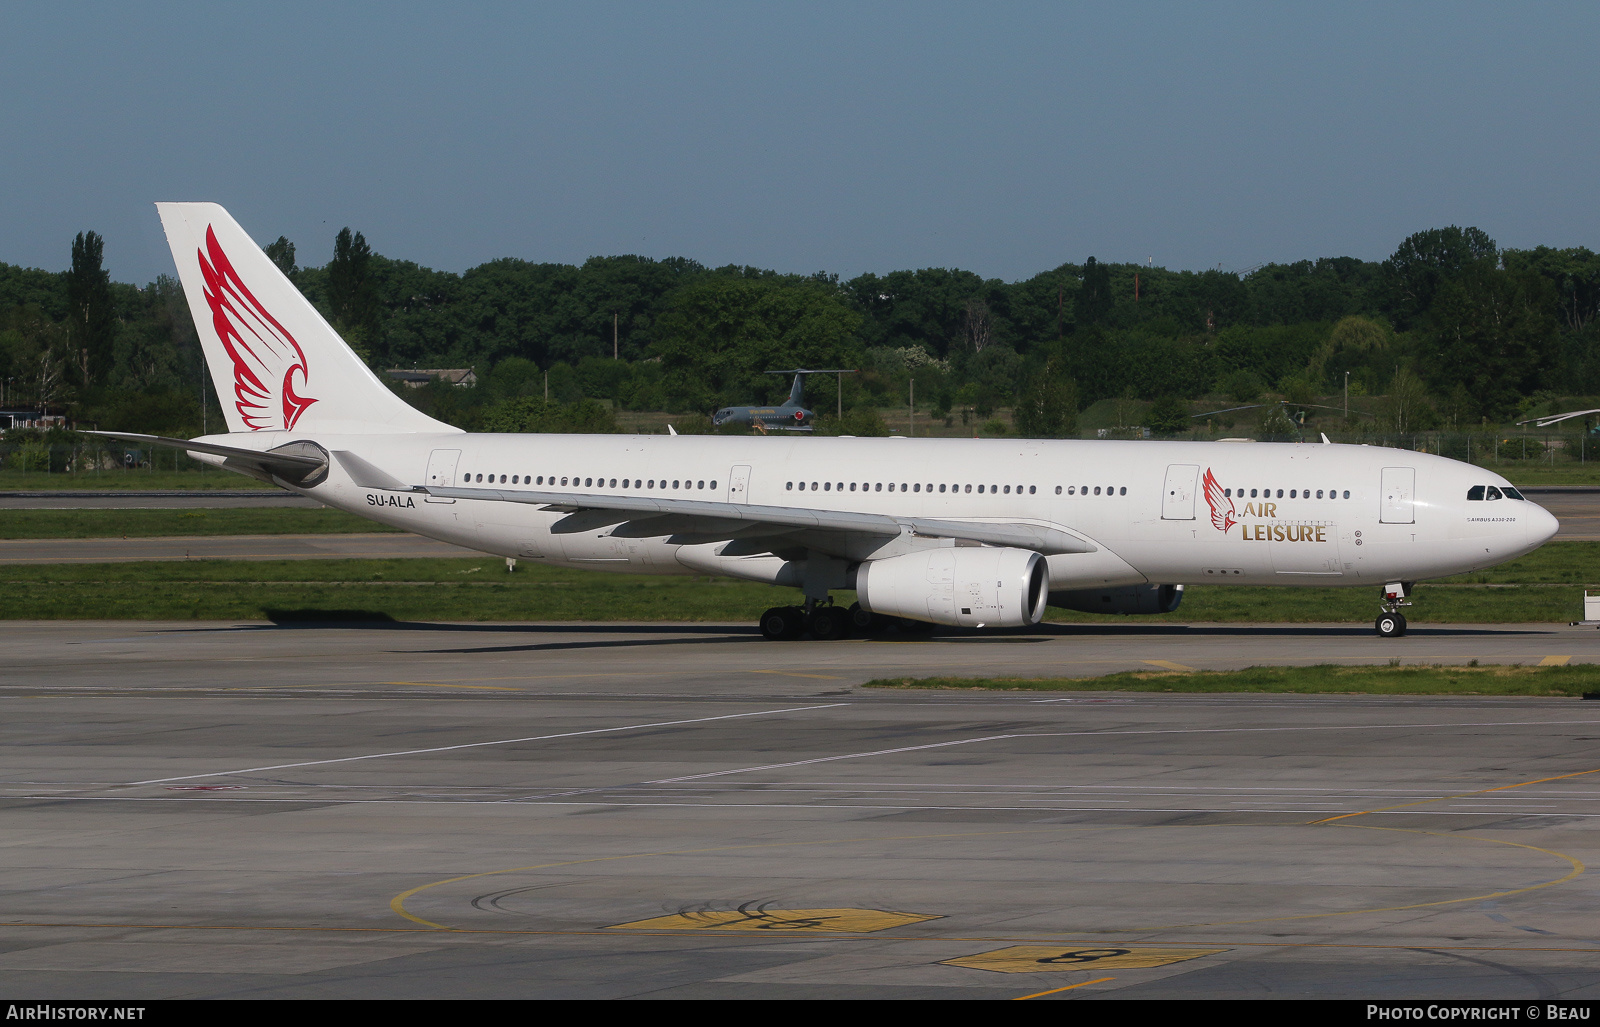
[711,369,855,431]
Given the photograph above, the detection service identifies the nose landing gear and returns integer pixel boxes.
[1375,581,1413,637]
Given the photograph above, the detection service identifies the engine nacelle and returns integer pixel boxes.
[856,547,1049,628]
[1048,583,1184,615]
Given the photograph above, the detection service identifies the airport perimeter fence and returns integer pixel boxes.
[0,440,213,481]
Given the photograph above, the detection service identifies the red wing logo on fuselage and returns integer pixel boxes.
[1202,467,1236,533]
[197,225,317,431]
[1200,467,1332,545]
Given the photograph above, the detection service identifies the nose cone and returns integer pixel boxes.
[1526,501,1560,547]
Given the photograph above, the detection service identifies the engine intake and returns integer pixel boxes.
[856,547,1048,628]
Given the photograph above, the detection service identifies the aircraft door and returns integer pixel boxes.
[1380,467,1415,523]
[424,449,460,504]
[1161,464,1200,520]
[728,465,751,504]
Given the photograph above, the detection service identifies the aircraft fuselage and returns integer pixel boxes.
[200,432,1556,591]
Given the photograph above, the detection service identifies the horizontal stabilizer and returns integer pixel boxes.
[86,431,328,487]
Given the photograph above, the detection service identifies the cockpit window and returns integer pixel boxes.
[1467,485,1485,501]
[1485,485,1503,500]
[1502,486,1525,500]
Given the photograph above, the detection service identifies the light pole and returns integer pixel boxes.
[1344,372,1349,423]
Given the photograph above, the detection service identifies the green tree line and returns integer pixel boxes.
[4,223,1599,438]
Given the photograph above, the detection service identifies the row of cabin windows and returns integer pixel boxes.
[1224,487,1351,500]
[1467,485,1526,501]
[453,475,1364,503]
[787,481,1042,494]
[783,481,1130,497]
[463,473,717,491]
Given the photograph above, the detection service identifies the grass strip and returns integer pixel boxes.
[0,508,400,538]
[0,558,782,621]
[864,664,1600,696]
[0,470,275,490]
[0,555,1590,621]
[1041,583,1584,624]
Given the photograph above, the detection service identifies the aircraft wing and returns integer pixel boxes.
[423,485,1096,555]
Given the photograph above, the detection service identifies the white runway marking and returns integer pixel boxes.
[125,703,849,786]
[646,717,1600,784]
[648,734,1014,783]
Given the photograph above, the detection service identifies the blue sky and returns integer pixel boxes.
[3,2,1597,285]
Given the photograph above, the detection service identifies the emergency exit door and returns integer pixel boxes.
[424,449,460,503]
[1380,466,1415,523]
[1161,464,1199,519]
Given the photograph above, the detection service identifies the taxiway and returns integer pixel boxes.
[2,621,1598,999]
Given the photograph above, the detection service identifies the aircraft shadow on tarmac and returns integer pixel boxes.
[153,618,1561,660]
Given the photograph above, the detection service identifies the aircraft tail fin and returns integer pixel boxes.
[788,373,805,407]
[155,202,456,436]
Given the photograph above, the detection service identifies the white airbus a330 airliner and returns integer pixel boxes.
[100,203,1559,640]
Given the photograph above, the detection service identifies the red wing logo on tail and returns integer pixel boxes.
[1202,467,1236,533]
[197,225,317,431]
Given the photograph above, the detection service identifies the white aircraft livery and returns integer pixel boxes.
[102,202,1560,640]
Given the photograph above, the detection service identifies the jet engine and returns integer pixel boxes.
[855,547,1048,628]
[1048,583,1184,615]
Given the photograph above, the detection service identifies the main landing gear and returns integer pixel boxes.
[758,601,891,641]
[758,606,807,641]
[1375,581,1413,638]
